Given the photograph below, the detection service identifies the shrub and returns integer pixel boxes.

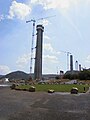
[79,70,90,80]
[10,84,16,89]
[71,87,78,94]
[29,86,35,92]
[48,89,55,93]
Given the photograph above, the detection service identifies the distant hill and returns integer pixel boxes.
[0,71,30,80]
[0,71,58,81]
[0,75,4,79]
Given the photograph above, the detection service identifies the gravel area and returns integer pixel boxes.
[0,87,90,120]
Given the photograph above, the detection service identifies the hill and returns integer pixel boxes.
[0,71,30,81]
[0,71,57,81]
[0,75,4,78]
[0,75,4,79]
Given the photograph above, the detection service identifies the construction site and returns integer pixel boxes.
[26,17,88,81]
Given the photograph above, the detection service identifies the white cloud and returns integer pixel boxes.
[31,0,56,10]
[8,1,31,20]
[16,54,30,68]
[43,55,58,63]
[38,19,50,26]
[44,35,50,41]
[43,54,59,73]
[7,0,84,21]
[0,65,11,75]
[86,55,90,63]
[30,0,81,12]
[0,14,4,21]
[44,43,53,52]
[44,43,61,55]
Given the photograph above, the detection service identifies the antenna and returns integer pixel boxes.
[26,15,56,75]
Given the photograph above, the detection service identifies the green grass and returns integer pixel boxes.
[16,84,90,93]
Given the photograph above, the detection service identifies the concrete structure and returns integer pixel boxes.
[34,25,44,80]
[79,64,81,71]
[75,60,78,71]
[70,55,73,71]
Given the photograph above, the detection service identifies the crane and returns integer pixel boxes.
[26,19,36,74]
[26,15,56,75]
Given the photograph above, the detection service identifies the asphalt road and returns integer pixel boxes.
[0,87,90,120]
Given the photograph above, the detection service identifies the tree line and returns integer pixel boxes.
[63,69,90,80]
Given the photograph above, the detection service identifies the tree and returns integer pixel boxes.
[79,70,90,80]
[63,73,79,80]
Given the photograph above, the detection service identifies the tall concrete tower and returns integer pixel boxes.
[75,60,78,71]
[34,25,44,80]
[79,64,81,71]
[70,55,73,71]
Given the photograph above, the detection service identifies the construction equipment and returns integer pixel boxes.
[26,20,36,74]
[26,15,56,74]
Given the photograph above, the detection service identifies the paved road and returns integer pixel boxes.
[0,87,90,120]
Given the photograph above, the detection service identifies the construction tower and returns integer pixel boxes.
[34,25,44,80]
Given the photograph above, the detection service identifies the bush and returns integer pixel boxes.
[71,87,78,94]
[55,76,60,79]
[10,84,16,89]
[64,73,79,80]
[29,86,35,92]
[79,70,90,80]
[48,89,55,93]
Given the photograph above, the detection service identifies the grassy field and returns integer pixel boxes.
[16,84,90,93]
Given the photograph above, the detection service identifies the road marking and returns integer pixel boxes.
[43,99,49,104]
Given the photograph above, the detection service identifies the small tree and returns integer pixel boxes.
[63,73,79,80]
[10,84,16,89]
[55,76,60,79]
[79,70,90,80]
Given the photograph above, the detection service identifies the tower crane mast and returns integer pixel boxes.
[26,20,36,74]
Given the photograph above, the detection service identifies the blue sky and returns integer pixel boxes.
[0,0,90,75]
